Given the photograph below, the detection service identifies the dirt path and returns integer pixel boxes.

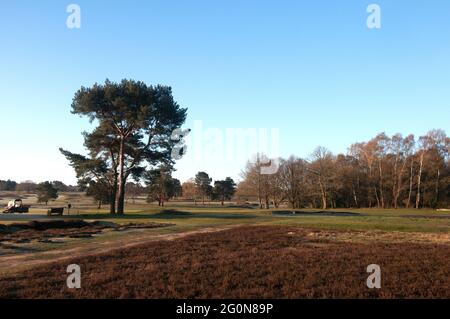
[0,225,243,276]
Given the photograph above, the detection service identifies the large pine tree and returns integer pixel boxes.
[61,79,187,214]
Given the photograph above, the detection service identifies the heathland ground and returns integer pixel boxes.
[0,192,449,298]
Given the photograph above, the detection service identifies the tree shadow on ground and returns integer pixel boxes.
[272,211,365,217]
[76,209,258,220]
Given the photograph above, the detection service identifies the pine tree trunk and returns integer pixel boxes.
[110,173,117,214]
[117,179,126,214]
[110,201,116,214]
[116,138,126,214]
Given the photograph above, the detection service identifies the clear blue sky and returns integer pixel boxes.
[1,0,449,184]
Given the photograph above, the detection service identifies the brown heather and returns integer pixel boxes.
[0,226,448,299]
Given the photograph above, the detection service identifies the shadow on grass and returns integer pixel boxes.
[158,204,259,210]
[273,211,365,217]
[0,243,41,254]
[73,209,258,220]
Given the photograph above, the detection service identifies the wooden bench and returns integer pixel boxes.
[47,207,64,216]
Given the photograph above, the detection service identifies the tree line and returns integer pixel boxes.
[238,130,450,209]
[181,172,237,205]
[0,180,77,193]
[0,180,61,205]
[86,169,237,208]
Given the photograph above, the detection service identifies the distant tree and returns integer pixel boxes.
[181,179,198,203]
[84,180,112,209]
[52,181,69,192]
[389,134,415,209]
[213,177,236,205]
[194,172,212,204]
[235,180,257,204]
[0,180,17,191]
[36,181,58,205]
[278,157,306,209]
[415,130,449,208]
[125,182,144,204]
[7,180,17,191]
[65,185,80,192]
[240,154,273,209]
[16,181,38,193]
[145,166,178,206]
[309,146,335,210]
[349,139,381,208]
[172,178,182,199]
